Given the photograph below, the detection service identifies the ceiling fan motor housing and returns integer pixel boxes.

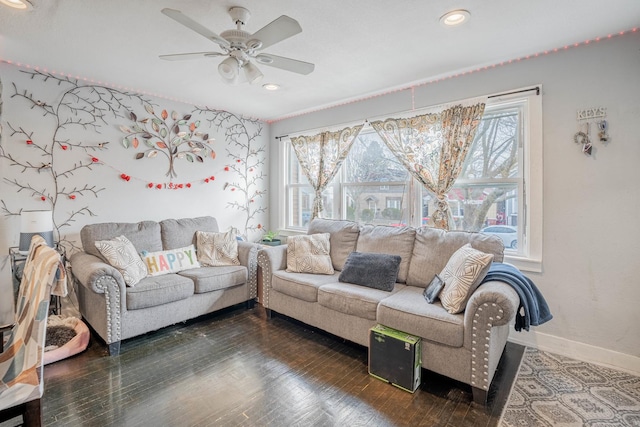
[220,29,252,48]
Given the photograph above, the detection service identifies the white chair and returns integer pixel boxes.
[0,235,61,426]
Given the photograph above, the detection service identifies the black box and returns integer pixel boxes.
[369,324,421,393]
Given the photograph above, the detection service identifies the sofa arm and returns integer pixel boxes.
[69,251,127,349]
[463,280,519,392]
[237,241,259,300]
[257,245,287,308]
[69,252,126,294]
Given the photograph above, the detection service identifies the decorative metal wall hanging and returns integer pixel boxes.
[119,106,216,178]
[575,107,609,157]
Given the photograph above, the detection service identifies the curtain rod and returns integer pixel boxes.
[275,86,540,139]
[488,86,539,98]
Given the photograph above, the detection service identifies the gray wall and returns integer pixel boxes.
[0,63,270,250]
[270,32,640,371]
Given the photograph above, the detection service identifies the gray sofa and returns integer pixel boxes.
[257,218,519,404]
[70,216,258,355]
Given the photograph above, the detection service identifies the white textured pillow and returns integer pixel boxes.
[196,230,240,267]
[286,233,334,275]
[95,235,148,287]
[140,245,200,277]
[439,243,494,314]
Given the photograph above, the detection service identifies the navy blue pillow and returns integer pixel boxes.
[338,251,402,291]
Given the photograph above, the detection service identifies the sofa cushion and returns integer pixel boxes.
[126,274,194,310]
[196,230,240,267]
[308,219,360,271]
[286,233,334,275]
[81,220,162,260]
[94,235,148,287]
[406,226,504,288]
[355,225,415,283]
[140,245,200,277]
[338,252,401,291]
[272,270,340,302]
[439,244,493,314]
[318,283,405,321]
[377,286,464,347]
[160,216,219,250]
[178,266,247,293]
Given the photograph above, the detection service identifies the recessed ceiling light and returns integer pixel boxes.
[440,9,470,26]
[262,83,280,91]
[0,0,33,10]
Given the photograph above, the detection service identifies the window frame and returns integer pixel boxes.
[281,87,543,272]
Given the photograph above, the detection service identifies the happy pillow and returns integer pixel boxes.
[140,245,200,277]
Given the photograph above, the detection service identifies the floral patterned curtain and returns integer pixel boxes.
[370,102,486,229]
[290,125,363,219]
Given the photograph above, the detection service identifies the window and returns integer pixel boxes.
[283,89,542,270]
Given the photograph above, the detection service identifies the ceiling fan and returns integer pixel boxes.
[160,7,315,85]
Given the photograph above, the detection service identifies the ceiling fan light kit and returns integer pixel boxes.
[160,6,315,86]
[218,57,240,84]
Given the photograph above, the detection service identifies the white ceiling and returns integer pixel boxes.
[1,1,639,122]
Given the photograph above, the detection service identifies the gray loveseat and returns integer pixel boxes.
[70,216,258,355]
[257,218,519,404]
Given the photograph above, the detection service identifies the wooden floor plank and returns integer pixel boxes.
[0,305,522,427]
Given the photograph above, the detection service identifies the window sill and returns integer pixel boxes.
[503,255,542,273]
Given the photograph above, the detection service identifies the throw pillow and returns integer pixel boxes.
[286,233,334,275]
[196,230,240,267]
[439,243,494,314]
[423,274,445,303]
[140,245,200,277]
[94,235,148,287]
[338,252,401,291]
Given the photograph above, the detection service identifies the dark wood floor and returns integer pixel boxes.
[1,305,523,427]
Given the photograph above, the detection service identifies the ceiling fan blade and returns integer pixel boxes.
[250,15,302,50]
[159,52,224,61]
[256,54,315,75]
[161,8,230,48]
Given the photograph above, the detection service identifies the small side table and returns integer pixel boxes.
[9,246,64,315]
[1,255,16,352]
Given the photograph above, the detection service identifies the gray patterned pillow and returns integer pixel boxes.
[439,243,494,314]
[196,230,240,267]
[286,233,334,275]
[95,235,148,287]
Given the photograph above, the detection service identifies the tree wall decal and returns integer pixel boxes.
[0,70,147,251]
[195,107,266,239]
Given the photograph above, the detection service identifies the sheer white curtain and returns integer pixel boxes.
[370,101,486,229]
[290,125,363,219]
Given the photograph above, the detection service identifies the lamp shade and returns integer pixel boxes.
[218,57,240,84]
[243,61,263,85]
[19,210,54,253]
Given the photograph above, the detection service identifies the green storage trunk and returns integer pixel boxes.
[369,324,422,393]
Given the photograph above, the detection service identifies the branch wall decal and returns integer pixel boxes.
[195,107,267,239]
[0,70,148,251]
[0,65,269,250]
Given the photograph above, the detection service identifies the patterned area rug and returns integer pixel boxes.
[500,348,640,426]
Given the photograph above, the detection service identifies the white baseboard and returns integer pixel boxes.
[508,331,640,376]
